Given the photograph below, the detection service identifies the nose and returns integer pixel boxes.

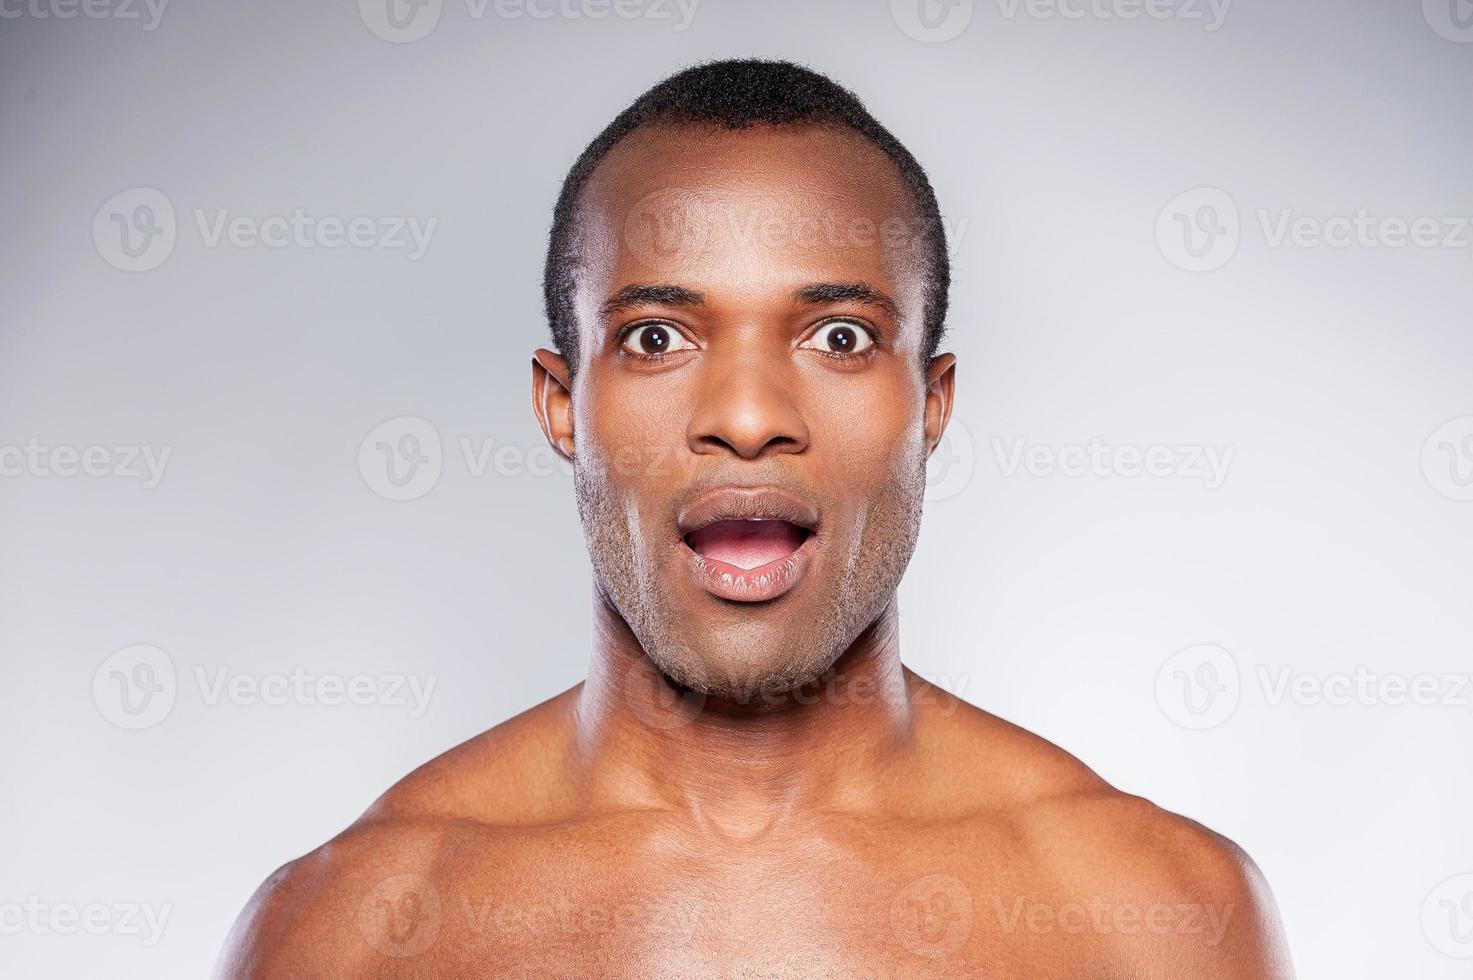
[686,352,810,461]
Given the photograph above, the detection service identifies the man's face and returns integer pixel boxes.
[538,122,954,699]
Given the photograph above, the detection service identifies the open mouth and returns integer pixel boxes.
[676,486,820,603]
[683,519,812,570]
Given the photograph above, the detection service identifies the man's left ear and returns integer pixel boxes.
[923,353,957,457]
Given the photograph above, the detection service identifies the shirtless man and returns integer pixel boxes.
[218,59,1294,978]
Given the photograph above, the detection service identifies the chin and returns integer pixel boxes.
[649,632,842,705]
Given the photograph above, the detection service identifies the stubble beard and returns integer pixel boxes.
[573,444,928,702]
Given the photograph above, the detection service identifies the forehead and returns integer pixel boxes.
[570,122,928,336]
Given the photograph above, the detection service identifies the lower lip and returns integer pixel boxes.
[683,531,817,603]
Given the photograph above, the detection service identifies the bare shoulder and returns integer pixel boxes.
[914,683,1294,977]
[214,686,581,978]
[1019,788,1295,978]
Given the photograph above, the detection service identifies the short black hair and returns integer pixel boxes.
[542,59,951,371]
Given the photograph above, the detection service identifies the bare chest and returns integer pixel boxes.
[353,832,1115,978]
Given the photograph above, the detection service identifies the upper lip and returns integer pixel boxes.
[676,485,820,537]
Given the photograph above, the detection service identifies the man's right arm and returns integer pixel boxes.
[214,818,450,979]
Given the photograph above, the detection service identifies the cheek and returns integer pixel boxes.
[809,373,927,492]
[576,370,688,500]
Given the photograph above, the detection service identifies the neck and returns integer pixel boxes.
[572,589,916,837]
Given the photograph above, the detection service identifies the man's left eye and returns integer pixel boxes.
[800,320,875,355]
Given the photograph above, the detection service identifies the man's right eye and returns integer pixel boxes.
[620,322,695,358]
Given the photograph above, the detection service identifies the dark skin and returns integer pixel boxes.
[217,123,1295,978]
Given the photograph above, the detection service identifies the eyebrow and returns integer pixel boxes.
[793,282,899,320]
[600,283,705,318]
[598,281,900,320]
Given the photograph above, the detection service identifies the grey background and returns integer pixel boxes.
[2,0,1471,976]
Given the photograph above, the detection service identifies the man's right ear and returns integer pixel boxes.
[531,349,575,462]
